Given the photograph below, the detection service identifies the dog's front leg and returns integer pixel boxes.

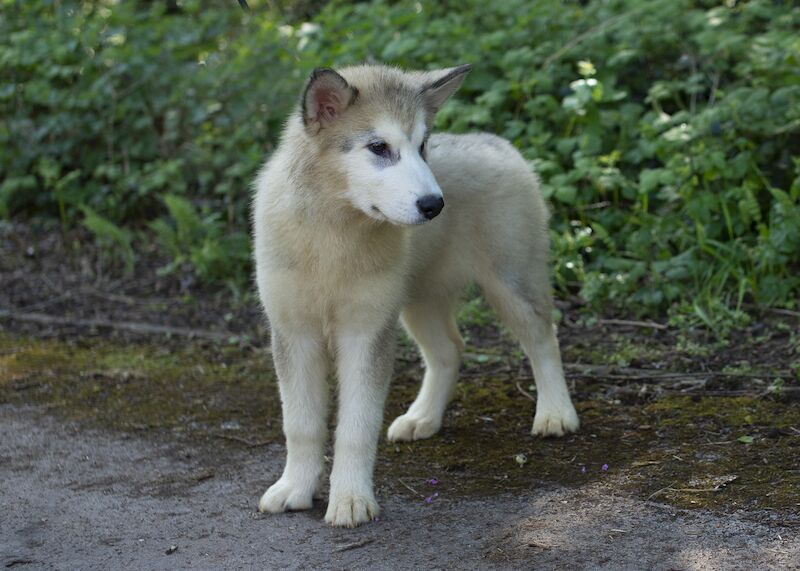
[259,328,329,514]
[325,323,395,527]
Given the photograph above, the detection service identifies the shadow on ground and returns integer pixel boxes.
[1,323,799,569]
[1,222,799,568]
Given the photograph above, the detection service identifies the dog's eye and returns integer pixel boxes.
[419,140,425,155]
[367,141,390,157]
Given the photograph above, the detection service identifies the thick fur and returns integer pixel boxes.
[252,64,579,528]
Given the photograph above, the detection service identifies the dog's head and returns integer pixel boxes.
[299,64,471,225]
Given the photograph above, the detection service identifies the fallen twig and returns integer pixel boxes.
[334,538,375,553]
[515,381,536,402]
[0,308,239,343]
[191,470,215,483]
[213,434,272,448]
[648,479,736,499]
[4,558,35,568]
[16,292,73,313]
[665,486,725,493]
[563,363,795,380]
[597,318,668,330]
[398,478,422,497]
[763,307,800,318]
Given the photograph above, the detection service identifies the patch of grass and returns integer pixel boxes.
[3,329,798,514]
[0,334,281,439]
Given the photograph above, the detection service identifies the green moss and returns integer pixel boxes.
[564,332,670,367]
[0,333,282,441]
[380,359,800,512]
[2,331,798,514]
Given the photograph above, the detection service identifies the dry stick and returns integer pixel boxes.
[562,364,795,380]
[596,318,668,331]
[397,478,423,497]
[334,539,375,553]
[666,486,726,493]
[647,484,678,501]
[0,309,237,343]
[16,292,73,313]
[516,381,536,402]
[766,307,800,318]
[213,433,271,448]
[648,485,728,500]
[78,284,183,306]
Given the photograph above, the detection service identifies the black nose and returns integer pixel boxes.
[416,195,444,220]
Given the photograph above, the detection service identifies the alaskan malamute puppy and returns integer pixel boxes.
[252,64,579,527]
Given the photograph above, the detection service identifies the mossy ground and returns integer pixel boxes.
[1,314,799,516]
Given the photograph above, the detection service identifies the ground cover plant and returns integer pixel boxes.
[1,0,798,327]
[1,2,799,557]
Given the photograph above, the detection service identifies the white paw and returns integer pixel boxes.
[258,477,316,513]
[531,403,580,437]
[324,493,379,528]
[387,413,441,442]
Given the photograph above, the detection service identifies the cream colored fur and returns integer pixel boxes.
[252,64,579,528]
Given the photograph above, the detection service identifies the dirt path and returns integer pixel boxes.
[2,223,799,569]
[2,406,797,571]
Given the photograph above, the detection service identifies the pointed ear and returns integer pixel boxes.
[302,68,358,133]
[419,64,472,115]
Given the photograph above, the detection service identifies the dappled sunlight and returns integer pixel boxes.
[486,483,799,569]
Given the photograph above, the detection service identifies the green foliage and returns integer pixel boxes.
[304,0,800,319]
[2,0,798,324]
[80,206,134,276]
[0,0,297,225]
[150,194,250,290]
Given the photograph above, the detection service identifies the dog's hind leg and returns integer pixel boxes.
[259,329,329,514]
[479,271,579,437]
[387,299,464,442]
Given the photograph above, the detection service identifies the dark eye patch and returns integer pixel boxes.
[367,140,390,158]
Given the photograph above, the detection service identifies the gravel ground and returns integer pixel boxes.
[2,405,797,571]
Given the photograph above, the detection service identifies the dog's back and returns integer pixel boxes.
[405,132,551,303]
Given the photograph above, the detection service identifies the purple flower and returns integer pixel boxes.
[424,492,440,504]
[581,466,587,474]
[427,478,439,486]
[601,463,609,471]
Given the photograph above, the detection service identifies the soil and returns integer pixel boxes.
[1,221,799,570]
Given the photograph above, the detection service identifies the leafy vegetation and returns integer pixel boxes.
[1,0,798,326]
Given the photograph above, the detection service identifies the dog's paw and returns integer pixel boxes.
[258,477,315,513]
[531,403,580,437]
[324,493,379,528]
[387,413,440,442]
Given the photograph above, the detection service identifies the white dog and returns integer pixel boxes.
[252,64,579,527]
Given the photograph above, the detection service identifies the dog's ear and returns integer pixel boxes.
[419,64,472,115]
[302,68,357,133]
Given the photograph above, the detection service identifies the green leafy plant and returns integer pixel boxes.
[2,0,798,329]
[80,206,134,276]
[150,194,250,290]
